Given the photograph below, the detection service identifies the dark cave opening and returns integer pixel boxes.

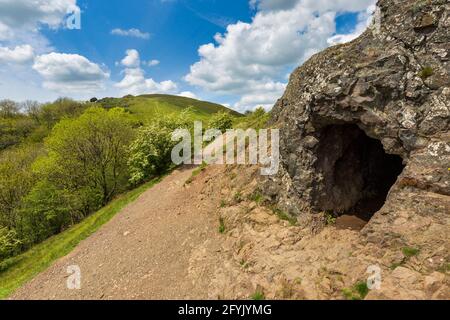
[314,124,405,228]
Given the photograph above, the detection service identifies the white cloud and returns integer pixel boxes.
[115,68,177,95]
[0,21,13,41]
[186,0,376,111]
[121,49,140,67]
[111,28,151,39]
[0,44,34,64]
[327,5,377,46]
[115,49,178,96]
[0,0,79,43]
[178,91,197,99]
[33,53,110,92]
[148,59,160,67]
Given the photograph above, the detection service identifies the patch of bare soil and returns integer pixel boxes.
[335,215,367,231]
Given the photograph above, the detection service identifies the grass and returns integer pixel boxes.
[272,208,297,226]
[233,191,244,204]
[248,191,264,204]
[0,176,163,299]
[419,66,434,80]
[185,162,208,185]
[324,212,337,225]
[342,281,369,300]
[239,259,250,269]
[97,94,241,125]
[219,217,226,234]
[390,246,421,270]
[402,247,420,258]
[251,290,265,300]
[220,200,228,208]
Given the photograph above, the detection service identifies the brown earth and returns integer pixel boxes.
[10,163,449,300]
[11,165,223,300]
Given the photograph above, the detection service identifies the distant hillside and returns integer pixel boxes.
[97,94,241,123]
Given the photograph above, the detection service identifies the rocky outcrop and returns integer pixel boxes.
[188,0,449,301]
[265,0,449,245]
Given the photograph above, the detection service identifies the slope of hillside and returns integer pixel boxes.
[97,94,241,123]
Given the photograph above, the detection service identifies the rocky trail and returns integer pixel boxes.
[10,161,449,300]
[11,165,223,300]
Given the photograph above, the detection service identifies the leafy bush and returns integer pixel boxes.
[19,181,79,245]
[208,111,234,133]
[128,111,193,185]
[0,227,22,260]
[235,107,270,130]
[343,281,369,300]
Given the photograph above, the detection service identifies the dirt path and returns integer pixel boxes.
[11,165,222,300]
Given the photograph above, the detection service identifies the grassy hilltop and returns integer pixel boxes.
[96,94,242,123]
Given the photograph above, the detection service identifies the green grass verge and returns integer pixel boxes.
[0,176,163,299]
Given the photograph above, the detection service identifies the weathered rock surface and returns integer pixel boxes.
[188,165,449,300]
[265,0,449,248]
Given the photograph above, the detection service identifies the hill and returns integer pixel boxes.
[97,94,242,123]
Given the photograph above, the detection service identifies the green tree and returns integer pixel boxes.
[208,111,234,133]
[0,146,39,230]
[0,100,20,118]
[38,98,88,129]
[19,181,78,245]
[42,107,135,206]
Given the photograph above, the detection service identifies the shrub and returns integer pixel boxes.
[419,66,434,80]
[128,125,178,185]
[342,281,369,300]
[208,111,234,133]
[0,227,22,260]
[128,111,193,185]
[235,107,270,130]
[19,181,79,245]
[219,217,226,234]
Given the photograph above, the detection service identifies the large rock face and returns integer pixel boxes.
[266,0,449,243]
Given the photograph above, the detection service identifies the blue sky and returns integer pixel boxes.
[0,0,376,111]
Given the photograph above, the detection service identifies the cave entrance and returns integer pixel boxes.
[314,124,405,230]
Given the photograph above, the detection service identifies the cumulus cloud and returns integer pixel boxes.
[186,0,376,111]
[121,49,141,67]
[327,4,377,46]
[0,44,34,64]
[115,50,177,96]
[178,91,197,99]
[111,28,151,39]
[33,53,110,92]
[0,0,79,42]
[115,68,177,95]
